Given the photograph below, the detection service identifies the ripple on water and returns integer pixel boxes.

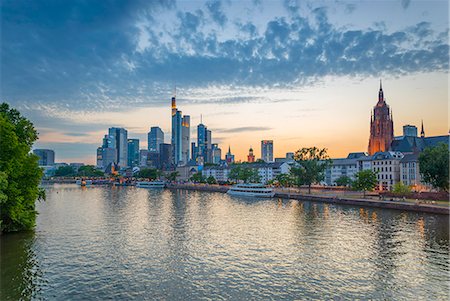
[0,184,448,300]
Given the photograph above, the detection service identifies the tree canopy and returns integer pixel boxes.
[54,165,76,177]
[77,165,104,177]
[290,147,332,194]
[137,168,160,180]
[0,103,44,232]
[352,170,378,198]
[190,172,206,183]
[419,143,449,192]
[228,165,261,183]
[335,175,352,187]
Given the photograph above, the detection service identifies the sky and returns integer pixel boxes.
[1,0,448,164]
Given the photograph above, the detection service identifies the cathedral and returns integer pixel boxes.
[368,81,394,155]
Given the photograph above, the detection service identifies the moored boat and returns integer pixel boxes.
[136,180,166,188]
[227,183,275,198]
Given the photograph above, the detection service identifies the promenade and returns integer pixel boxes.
[167,183,450,215]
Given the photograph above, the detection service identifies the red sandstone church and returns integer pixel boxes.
[368,81,394,155]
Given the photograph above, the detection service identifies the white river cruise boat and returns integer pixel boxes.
[136,181,166,189]
[227,183,275,198]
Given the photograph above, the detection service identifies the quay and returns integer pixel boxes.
[167,183,449,215]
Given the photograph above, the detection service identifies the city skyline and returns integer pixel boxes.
[2,0,448,164]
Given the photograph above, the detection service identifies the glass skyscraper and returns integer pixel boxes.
[148,126,164,153]
[127,138,140,167]
[108,127,128,167]
[261,140,274,162]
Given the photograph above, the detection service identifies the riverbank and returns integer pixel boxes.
[167,183,449,215]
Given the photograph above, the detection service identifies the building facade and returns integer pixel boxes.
[181,116,190,165]
[261,140,274,162]
[160,143,174,170]
[368,81,394,155]
[127,139,140,167]
[366,151,404,191]
[148,127,164,153]
[33,149,55,166]
[324,152,368,186]
[108,127,128,167]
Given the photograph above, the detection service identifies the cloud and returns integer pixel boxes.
[1,0,448,114]
[214,126,273,133]
[401,0,411,10]
[206,0,227,27]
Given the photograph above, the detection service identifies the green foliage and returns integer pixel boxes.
[352,170,378,198]
[275,173,293,187]
[335,175,352,187]
[392,182,412,195]
[206,175,217,184]
[290,147,332,193]
[190,172,206,183]
[54,165,75,177]
[137,168,160,180]
[165,171,179,182]
[0,103,44,232]
[229,165,261,183]
[77,165,104,177]
[419,143,449,192]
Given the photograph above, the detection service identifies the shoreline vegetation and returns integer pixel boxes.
[41,179,449,215]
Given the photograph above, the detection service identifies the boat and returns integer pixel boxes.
[227,183,275,198]
[76,179,92,186]
[136,180,166,188]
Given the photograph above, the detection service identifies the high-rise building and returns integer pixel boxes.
[212,143,222,164]
[261,140,274,162]
[101,147,117,171]
[127,139,140,167]
[148,127,164,153]
[206,129,212,163]
[108,127,128,167]
[247,147,255,162]
[368,80,394,155]
[160,143,174,170]
[33,149,55,166]
[181,115,190,165]
[197,123,206,161]
[191,142,198,162]
[171,95,184,165]
[139,149,149,167]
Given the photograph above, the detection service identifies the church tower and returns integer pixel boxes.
[368,80,394,155]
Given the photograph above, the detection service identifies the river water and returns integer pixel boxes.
[1,184,449,300]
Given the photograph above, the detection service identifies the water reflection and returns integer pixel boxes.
[0,185,448,300]
[1,231,41,300]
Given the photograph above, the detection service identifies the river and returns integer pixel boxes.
[1,184,449,300]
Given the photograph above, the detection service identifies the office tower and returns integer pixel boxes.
[33,149,55,166]
[171,95,183,165]
[261,140,274,162]
[368,80,394,155]
[101,147,117,171]
[212,144,222,164]
[402,125,418,137]
[139,149,149,167]
[148,126,164,153]
[160,143,174,170]
[108,127,128,167]
[96,147,103,168]
[181,115,190,165]
[191,142,198,162]
[197,123,206,161]
[127,139,140,167]
[206,129,212,163]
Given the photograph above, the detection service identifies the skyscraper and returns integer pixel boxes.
[212,143,222,164]
[108,127,128,167]
[171,95,183,165]
[181,115,190,164]
[261,140,274,162]
[127,138,140,167]
[368,80,394,155]
[160,143,174,170]
[148,127,164,153]
[197,123,206,160]
[33,149,55,166]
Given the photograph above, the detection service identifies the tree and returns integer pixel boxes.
[137,168,160,180]
[290,147,332,194]
[419,143,449,192]
[335,175,352,187]
[190,172,206,183]
[392,182,411,195]
[0,103,44,232]
[206,176,217,184]
[54,165,75,177]
[275,173,292,187]
[229,165,261,183]
[77,165,104,177]
[352,170,378,198]
[165,171,179,182]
